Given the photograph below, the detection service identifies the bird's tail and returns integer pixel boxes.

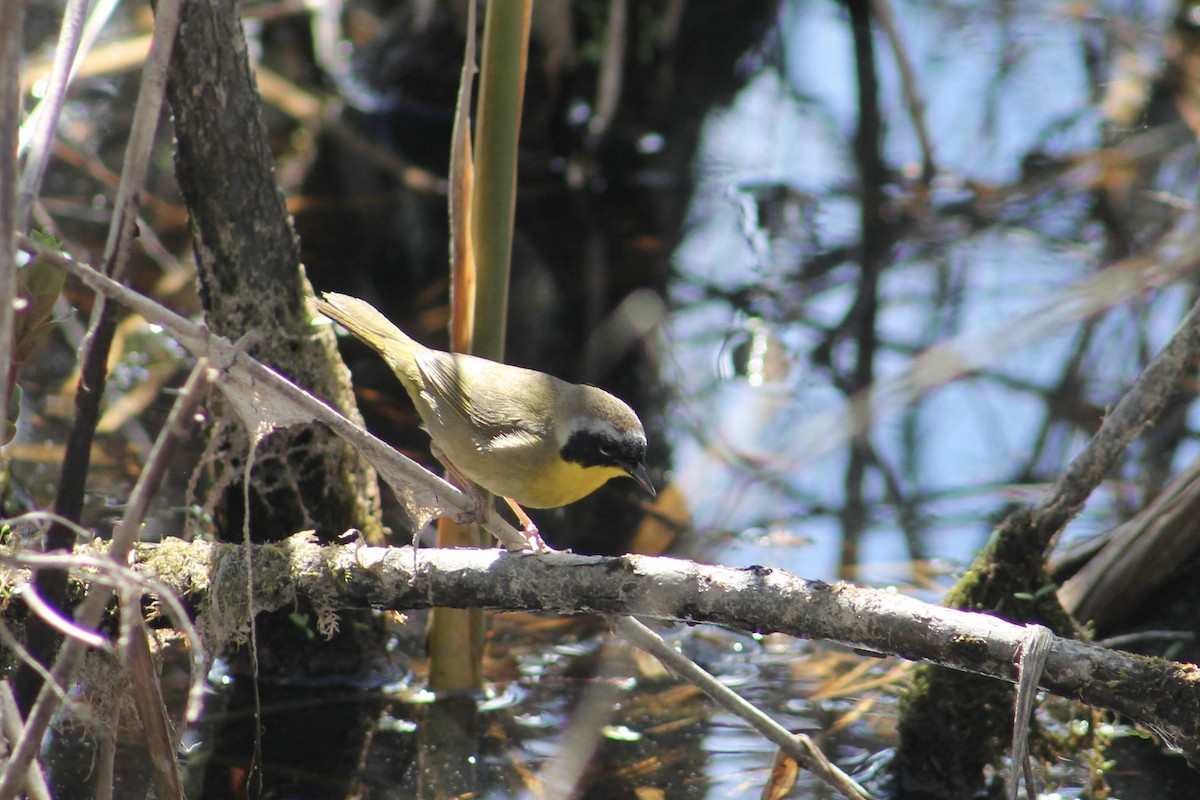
[309,291,418,369]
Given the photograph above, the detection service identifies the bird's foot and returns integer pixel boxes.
[504,496,550,553]
[520,523,548,553]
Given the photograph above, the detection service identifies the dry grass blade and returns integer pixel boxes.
[448,0,477,348]
[427,0,484,695]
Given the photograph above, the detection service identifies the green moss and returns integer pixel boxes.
[896,507,1081,794]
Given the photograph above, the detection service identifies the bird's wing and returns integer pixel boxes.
[486,428,545,451]
[413,349,549,452]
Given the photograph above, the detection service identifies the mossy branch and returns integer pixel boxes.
[98,534,1200,763]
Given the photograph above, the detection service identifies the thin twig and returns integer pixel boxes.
[17,0,122,154]
[0,682,51,800]
[0,574,134,797]
[13,583,111,649]
[99,0,183,273]
[105,358,213,800]
[0,0,23,447]
[16,0,90,229]
[94,705,117,800]
[587,0,627,147]
[0,619,97,721]
[111,357,212,561]
[611,616,874,800]
[1032,273,1200,549]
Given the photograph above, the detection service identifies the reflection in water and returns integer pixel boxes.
[668,0,1196,589]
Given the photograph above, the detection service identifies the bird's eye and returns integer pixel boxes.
[598,444,615,457]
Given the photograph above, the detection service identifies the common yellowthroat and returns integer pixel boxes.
[310,292,654,545]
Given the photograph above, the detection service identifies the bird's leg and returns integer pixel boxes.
[430,445,488,514]
[430,444,547,552]
[502,496,547,552]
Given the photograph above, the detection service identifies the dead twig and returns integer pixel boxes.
[0,682,51,800]
[613,615,874,800]
[1031,267,1200,552]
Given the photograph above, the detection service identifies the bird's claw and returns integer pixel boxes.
[521,522,549,553]
[501,495,552,552]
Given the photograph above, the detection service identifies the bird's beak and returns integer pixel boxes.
[628,462,656,497]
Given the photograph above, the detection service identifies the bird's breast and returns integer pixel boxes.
[503,460,628,508]
[421,412,625,507]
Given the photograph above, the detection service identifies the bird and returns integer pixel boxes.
[309,291,655,549]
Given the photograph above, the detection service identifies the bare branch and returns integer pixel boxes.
[123,536,1200,762]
